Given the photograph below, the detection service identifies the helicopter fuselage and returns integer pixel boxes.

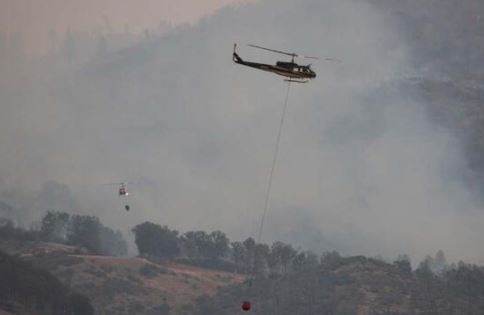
[233,51,316,81]
[119,185,128,196]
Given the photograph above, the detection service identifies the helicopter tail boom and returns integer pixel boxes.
[233,43,244,63]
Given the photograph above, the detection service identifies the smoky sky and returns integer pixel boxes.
[1,0,483,263]
[0,0,254,53]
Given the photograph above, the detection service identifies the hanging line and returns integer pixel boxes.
[242,82,291,312]
[257,81,291,244]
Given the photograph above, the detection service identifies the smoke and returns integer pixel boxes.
[0,0,482,263]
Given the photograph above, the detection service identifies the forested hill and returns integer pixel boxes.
[0,214,245,315]
[3,215,484,314]
[195,255,484,315]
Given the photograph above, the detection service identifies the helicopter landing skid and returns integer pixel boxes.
[284,79,308,83]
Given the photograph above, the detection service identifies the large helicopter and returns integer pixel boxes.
[233,43,329,83]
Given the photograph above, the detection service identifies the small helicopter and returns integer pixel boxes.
[233,43,325,83]
[116,182,129,196]
[104,182,131,211]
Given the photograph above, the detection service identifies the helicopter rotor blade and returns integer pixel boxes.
[297,54,342,61]
[248,44,296,57]
[248,44,324,60]
[324,57,342,63]
[101,181,133,186]
[300,55,319,60]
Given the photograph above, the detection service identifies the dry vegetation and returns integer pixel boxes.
[0,240,243,315]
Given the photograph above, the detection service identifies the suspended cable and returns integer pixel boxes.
[257,81,291,244]
[243,82,292,308]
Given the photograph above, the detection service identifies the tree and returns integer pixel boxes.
[253,243,270,275]
[231,241,247,273]
[230,238,269,274]
[243,237,257,273]
[132,222,180,259]
[394,254,412,274]
[292,251,320,273]
[207,231,229,260]
[320,251,342,269]
[416,257,436,280]
[0,218,38,241]
[432,250,448,275]
[0,218,15,239]
[68,215,102,254]
[98,226,128,256]
[38,212,128,256]
[40,211,70,243]
[269,242,297,274]
[181,231,210,259]
[181,230,229,261]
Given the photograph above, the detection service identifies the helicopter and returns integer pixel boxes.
[117,182,129,196]
[233,43,323,83]
[102,182,130,196]
[104,182,131,210]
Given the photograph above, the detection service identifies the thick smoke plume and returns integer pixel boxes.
[0,0,482,263]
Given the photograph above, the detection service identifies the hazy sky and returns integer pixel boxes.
[1,0,484,264]
[0,0,255,52]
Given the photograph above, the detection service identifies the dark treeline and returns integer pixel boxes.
[132,222,484,314]
[131,222,436,278]
[0,250,94,315]
[132,221,317,275]
[0,211,127,256]
[193,254,484,315]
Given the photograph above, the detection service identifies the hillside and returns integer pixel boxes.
[0,249,93,315]
[195,255,484,315]
[3,240,484,315]
[0,240,243,315]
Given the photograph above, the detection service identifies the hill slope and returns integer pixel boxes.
[0,240,242,315]
[0,249,93,315]
[3,240,484,314]
[195,255,484,315]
